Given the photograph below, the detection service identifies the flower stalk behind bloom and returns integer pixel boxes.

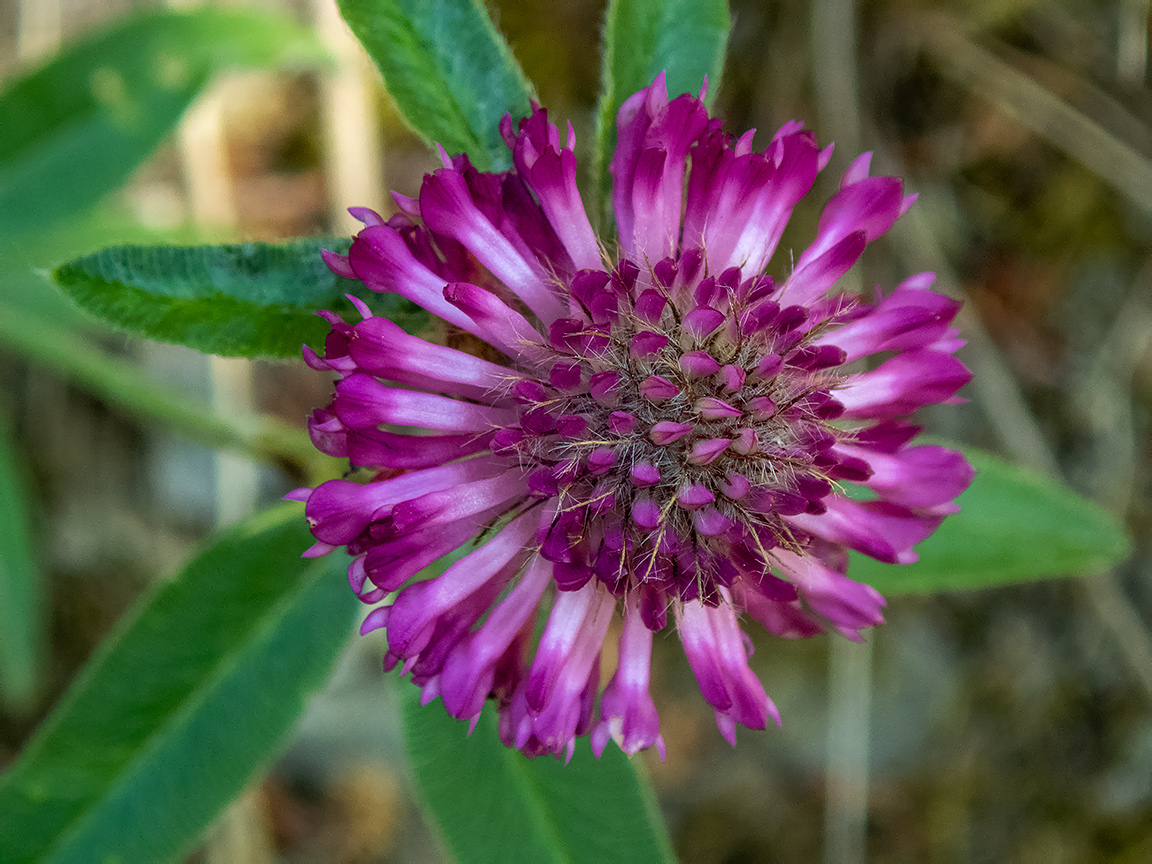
[294,73,974,760]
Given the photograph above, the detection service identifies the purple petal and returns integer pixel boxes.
[391,467,529,532]
[631,496,662,529]
[609,411,638,435]
[718,364,746,392]
[630,330,670,359]
[836,442,975,507]
[511,590,613,757]
[837,350,971,418]
[786,496,943,564]
[640,375,679,401]
[630,463,661,487]
[526,145,602,271]
[635,289,668,324]
[440,556,552,720]
[305,459,501,544]
[681,350,720,377]
[687,438,731,465]
[773,549,886,640]
[593,593,665,758]
[347,429,491,469]
[333,374,516,431]
[420,170,565,323]
[590,370,621,405]
[650,421,693,445]
[588,447,616,474]
[676,597,780,734]
[683,306,725,340]
[677,483,715,509]
[386,509,538,657]
[350,315,514,397]
[348,226,481,335]
[442,281,549,364]
[813,278,961,361]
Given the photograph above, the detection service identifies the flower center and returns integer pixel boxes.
[496,254,852,599]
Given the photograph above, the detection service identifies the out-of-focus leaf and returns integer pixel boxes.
[0,8,324,235]
[0,306,329,478]
[52,238,426,358]
[0,220,329,474]
[0,208,200,326]
[852,446,1133,594]
[593,0,730,216]
[336,0,534,170]
[0,504,356,864]
[0,416,44,714]
[401,687,675,864]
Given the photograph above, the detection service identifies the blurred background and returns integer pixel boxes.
[2,0,1152,861]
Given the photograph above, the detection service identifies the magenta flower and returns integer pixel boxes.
[292,75,973,761]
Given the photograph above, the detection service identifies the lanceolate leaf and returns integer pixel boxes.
[401,687,675,864]
[593,0,731,218]
[0,9,324,235]
[336,0,534,171]
[0,504,356,864]
[0,417,45,714]
[52,239,426,358]
[852,447,1133,594]
[0,210,185,327]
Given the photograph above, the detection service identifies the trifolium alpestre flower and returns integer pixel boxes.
[290,75,974,761]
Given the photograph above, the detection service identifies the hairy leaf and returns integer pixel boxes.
[52,238,426,358]
[402,687,675,864]
[853,447,1133,594]
[337,0,534,170]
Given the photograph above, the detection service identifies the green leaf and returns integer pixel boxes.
[0,9,324,236]
[0,219,330,474]
[336,0,534,171]
[0,207,202,327]
[851,447,1133,594]
[0,504,354,861]
[593,0,731,218]
[401,687,676,864]
[0,416,45,714]
[0,504,356,864]
[52,238,427,358]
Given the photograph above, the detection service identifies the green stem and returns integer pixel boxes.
[0,306,335,483]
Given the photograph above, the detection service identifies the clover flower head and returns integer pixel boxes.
[292,74,974,761]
